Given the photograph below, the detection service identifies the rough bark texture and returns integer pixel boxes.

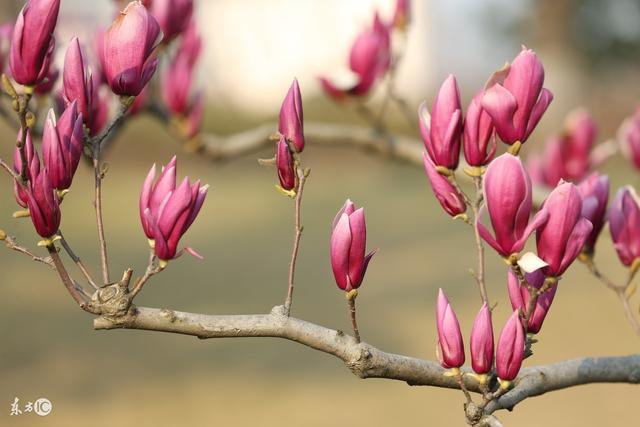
[94,304,640,417]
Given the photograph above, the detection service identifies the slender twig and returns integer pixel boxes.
[129,250,161,298]
[283,166,309,316]
[90,100,133,285]
[471,176,489,305]
[582,257,640,336]
[16,92,33,185]
[346,291,361,343]
[57,230,100,290]
[0,157,19,180]
[2,235,54,268]
[92,138,109,284]
[46,244,94,312]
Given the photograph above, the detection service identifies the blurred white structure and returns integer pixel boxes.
[54,0,526,116]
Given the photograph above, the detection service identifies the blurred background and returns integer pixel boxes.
[1,0,640,426]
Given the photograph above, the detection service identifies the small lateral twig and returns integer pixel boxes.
[471,175,489,305]
[57,230,100,290]
[582,257,640,337]
[346,290,361,343]
[283,165,309,316]
[3,235,53,268]
[129,250,161,298]
[46,243,93,312]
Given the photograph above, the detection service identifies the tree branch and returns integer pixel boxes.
[201,121,424,166]
[94,304,640,416]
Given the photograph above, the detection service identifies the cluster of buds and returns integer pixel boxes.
[527,109,599,188]
[436,290,525,386]
[421,47,552,218]
[12,131,61,242]
[139,156,208,267]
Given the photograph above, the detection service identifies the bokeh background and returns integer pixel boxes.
[1,0,640,426]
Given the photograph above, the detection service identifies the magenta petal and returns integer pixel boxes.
[482,84,518,144]
[330,213,352,290]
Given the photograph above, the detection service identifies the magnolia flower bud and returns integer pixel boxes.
[392,0,411,30]
[278,79,305,153]
[482,47,553,145]
[275,136,296,191]
[422,153,466,217]
[140,156,208,262]
[162,53,195,116]
[102,1,161,96]
[470,303,494,375]
[26,168,61,238]
[463,91,496,167]
[619,108,640,170]
[577,172,609,253]
[319,13,390,100]
[9,0,60,86]
[13,130,40,208]
[536,181,593,277]
[62,37,96,132]
[496,310,525,382]
[419,75,462,170]
[608,186,640,267]
[436,288,465,368]
[41,101,84,190]
[478,153,548,257]
[330,199,376,292]
[507,269,557,334]
[149,0,194,43]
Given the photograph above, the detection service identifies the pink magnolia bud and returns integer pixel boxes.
[536,181,593,277]
[62,37,97,131]
[149,0,193,43]
[577,172,609,253]
[278,79,305,153]
[392,0,411,30]
[419,75,462,170]
[178,20,201,67]
[482,47,553,145]
[478,153,548,257]
[13,130,40,208]
[608,186,640,267]
[562,109,597,180]
[319,14,390,100]
[140,156,208,261]
[26,168,60,238]
[33,65,58,95]
[162,53,194,116]
[435,288,465,369]
[470,303,494,375]
[276,136,296,191]
[330,199,376,292]
[422,153,466,217]
[463,90,496,167]
[495,310,525,382]
[530,136,564,188]
[103,1,161,96]
[41,101,84,190]
[507,268,557,334]
[9,0,60,86]
[620,107,640,170]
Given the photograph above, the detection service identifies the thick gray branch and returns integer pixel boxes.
[94,304,640,415]
[202,121,423,166]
